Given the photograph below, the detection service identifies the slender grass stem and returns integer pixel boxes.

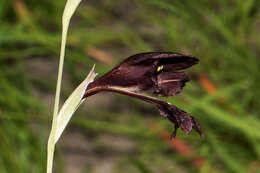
[46,20,68,173]
[46,1,82,172]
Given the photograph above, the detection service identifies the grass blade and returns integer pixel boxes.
[55,66,97,143]
[46,0,84,173]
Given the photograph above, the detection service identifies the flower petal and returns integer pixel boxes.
[157,103,205,138]
[155,72,190,97]
[85,85,204,138]
[122,52,199,70]
[87,52,198,97]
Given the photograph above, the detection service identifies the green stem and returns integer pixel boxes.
[46,21,68,173]
[46,1,84,172]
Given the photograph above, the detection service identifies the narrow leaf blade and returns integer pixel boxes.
[54,66,97,143]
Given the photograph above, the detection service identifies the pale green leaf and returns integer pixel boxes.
[47,0,85,172]
[55,65,97,143]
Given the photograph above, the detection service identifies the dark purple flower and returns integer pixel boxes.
[84,52,204,139]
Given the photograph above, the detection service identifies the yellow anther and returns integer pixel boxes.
[157,65,163,72]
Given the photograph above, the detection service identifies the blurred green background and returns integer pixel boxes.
[1,0,260,172]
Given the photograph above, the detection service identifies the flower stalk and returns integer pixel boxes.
[47,0,83,173]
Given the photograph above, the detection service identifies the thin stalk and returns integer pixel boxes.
[46,0,83,172]
[46,25,68,173]
[85,86,169,106]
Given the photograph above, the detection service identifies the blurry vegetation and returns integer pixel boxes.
[0,0,260,173]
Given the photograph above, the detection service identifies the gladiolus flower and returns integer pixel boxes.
[84,52,204,138]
